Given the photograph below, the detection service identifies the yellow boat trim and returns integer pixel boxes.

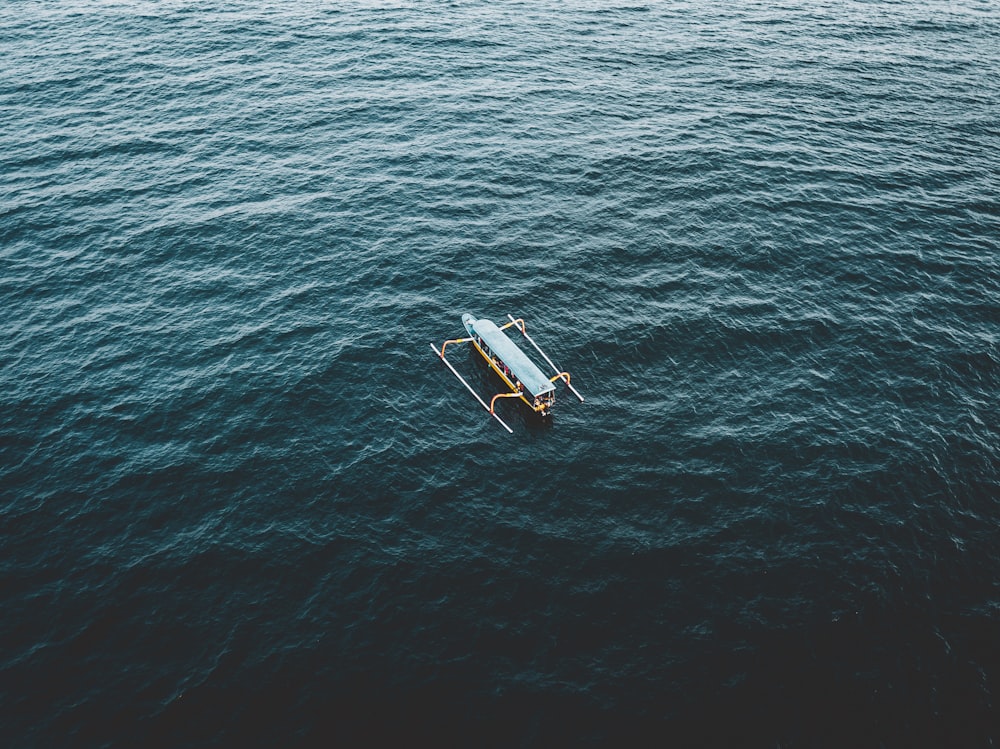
[472,339,548,413]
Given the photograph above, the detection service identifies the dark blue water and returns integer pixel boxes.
[3,1,999,745]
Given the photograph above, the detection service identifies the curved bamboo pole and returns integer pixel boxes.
[499,318,525,332]
[489,391,523,414]
[439,336,473,358]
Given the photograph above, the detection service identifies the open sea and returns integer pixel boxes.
[2,0,999,746]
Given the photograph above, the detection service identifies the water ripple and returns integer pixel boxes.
[2,0,999,746]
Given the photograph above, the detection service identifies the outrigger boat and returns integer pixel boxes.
[431,313,583,433]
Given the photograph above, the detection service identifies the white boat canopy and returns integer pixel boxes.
[469,318,555,398]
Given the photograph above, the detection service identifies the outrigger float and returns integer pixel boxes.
[431,313,583,433]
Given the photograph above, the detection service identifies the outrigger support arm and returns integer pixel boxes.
[489,391,523,414]
[430,343,513,434]
[507,314,585,402]
[439,336,473,358]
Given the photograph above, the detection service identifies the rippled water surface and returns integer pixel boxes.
[3,0,999,745]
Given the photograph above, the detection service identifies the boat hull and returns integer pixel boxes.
[462,314,555,416]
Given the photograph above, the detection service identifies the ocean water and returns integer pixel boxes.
[2,0,999,745]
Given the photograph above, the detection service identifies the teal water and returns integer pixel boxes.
[2,1,999,745]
